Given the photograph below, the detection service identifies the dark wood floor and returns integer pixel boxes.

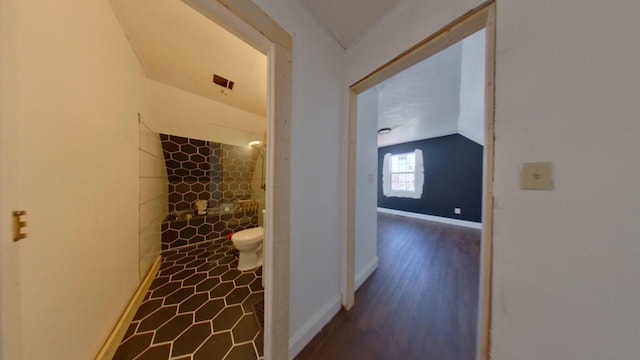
[297,213,481,360]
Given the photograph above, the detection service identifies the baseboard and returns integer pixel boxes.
[288,295,342,359]
[94,256,161,360]
[377,207,482,229]
[355,256,378,291]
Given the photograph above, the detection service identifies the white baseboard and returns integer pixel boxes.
[288,295,342,359]
[377,207,482,229]
[355,256,379,291]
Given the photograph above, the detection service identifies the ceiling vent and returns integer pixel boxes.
[213,74,235,90]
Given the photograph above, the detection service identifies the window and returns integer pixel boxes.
[382,149,424,199]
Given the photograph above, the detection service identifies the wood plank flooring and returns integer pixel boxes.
[296,213,481,360]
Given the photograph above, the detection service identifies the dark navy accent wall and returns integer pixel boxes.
[378,134,483,222]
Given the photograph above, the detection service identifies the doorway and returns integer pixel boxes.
[344,2,495,359]
[0,1,292,360]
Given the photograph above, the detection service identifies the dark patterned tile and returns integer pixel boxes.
[232,315,260,343]
[154,313,193,344]
[183,272,208,286]
[138,306,177,332]
[171,322,212,357]
[221,269,241,281]
[148,276,171,291]
[152,281,181,298]
[136,344,171,360]
[235,273,255,286]
[171,268,196,281]
[195,277,220,292]
[193,331,233,360]
[116,238,263,358]
[249,278,263,292]
[213,305,243,331]
[210,282,234,299]
[112,333,153,360]
[226,286,250,305]
[159,265,185,277]
[132,299,163,321]
[195,299,225,322]
[255,329,264,357]
[208,266,228,277]
[165,287,195,305]
[179,293,209,313]
[226,343,257,360]
[121,321,138,341]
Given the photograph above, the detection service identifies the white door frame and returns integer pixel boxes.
[343,2,496,359]
[181,2,293,359]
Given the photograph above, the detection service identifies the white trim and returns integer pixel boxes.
[377,207,482,229]
[288,296,342,359]
[355,256,379,291]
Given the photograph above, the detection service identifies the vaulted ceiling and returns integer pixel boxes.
[109,0,267,117]
[374,30,486,147]
[298,0,407,48]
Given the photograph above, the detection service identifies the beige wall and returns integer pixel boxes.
[138,119,168,278]
[147,79,265,147]
[0,0,149,358]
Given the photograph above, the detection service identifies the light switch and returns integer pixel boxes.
[520,162,553,190]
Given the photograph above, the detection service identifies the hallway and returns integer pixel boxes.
[297,212,481,359]
[113,238,264,360]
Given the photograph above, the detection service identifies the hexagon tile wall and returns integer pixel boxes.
[160,134,259,250]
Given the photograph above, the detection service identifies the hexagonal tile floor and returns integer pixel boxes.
[113,238,264,360]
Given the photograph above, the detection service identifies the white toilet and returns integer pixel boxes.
[231,211,265,271]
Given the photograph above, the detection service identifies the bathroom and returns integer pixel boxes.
[160,133,266,251]
[109,0,270,358]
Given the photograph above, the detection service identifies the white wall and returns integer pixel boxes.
[0,0,147,358]
[347,0,640,359]
[138,119,168,278]
[147,79,265,146]
[355,88,379,289]
[458,29,485,145]
[252,0,346,356]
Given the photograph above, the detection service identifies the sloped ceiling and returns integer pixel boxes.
[375,30,486,147]
[298,0,407,48]
[109,0,267,117]
[376,42,463,147]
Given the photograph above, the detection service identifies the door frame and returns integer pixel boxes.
[182,2,293,359]
[343,2,496,359]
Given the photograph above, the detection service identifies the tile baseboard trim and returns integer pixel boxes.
[377,207,483,229]
[355,256,379,291]
[94,256,161,360]
[288,295,342,359]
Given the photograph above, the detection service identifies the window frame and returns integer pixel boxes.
[382,149,424,199]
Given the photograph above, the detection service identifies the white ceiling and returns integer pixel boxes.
[374,30,486,147]
[298,0,407,48]
[109,0,267,117]
[375,43,463,147]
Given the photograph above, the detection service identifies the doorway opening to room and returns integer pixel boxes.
[94,1,292,360]
[343,3,495,360]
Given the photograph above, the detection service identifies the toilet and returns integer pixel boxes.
[231,211,265,271]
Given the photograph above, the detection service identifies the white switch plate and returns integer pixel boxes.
[454,208,461,214]
[520,162,553,190]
